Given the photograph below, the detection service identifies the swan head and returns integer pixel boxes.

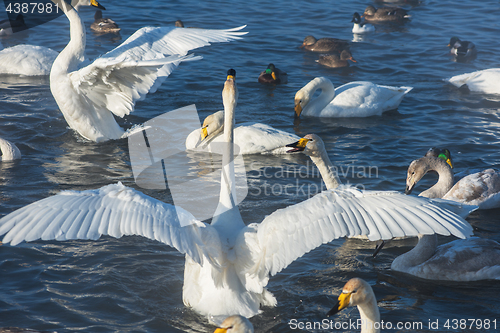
[327,278,376,317]
[351,12,362,24]
[222,69,238,111]
[405,155,452,195]
[200,111,224,141]
[56,0,105,11]
[214,315,254,333]
[300,35,317,48]
[286,134,325,157]
[294,86,310,118]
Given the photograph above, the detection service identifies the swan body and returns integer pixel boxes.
[406,155,500,209]
[447,68,500,95]
[49,0,246,142]
[214,315,253,333]
[300,35,349,53]
[352,12,375,33]
[0,137,21,161]
[362,5,409,22]
[0,72,473,319]
[448,37,476,59]
[391,234,500,281]
[0,45,58,76]
[317,50,357,68]
[90,9,120,33]
[294,77,412,118]
[258,63,287,84]
[185,110,300,154]
[327,278,380,333]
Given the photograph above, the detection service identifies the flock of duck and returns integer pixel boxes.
[1,0,500,332]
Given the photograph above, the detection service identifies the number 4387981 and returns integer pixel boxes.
[5,2,60,14]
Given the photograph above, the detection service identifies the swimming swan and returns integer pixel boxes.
[327,278,380,333]
[0,137,21,161]
[49,0,246,142]
[214,315,253,333]
[0,45,58,76]
[0,70,473,319]
[447,68,500,95]
[185,105,299,154]
[405,154,500,209]
[388,233,500,281]
[294,77,412,118]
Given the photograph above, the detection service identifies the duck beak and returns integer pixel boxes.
[271,72,277,81]
[90,0,106,10]
[349,56,357,63]
[327,292,352,316]
[286,138,309,153]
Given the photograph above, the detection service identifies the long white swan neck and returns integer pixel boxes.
[211,78,244,232]
[0,138,21,161]
[420,158,454,198]
[357,297,381,333]
[310,147,341,190]
[391,234,438,271]
[304,77,336,115]
[51,0,86,75]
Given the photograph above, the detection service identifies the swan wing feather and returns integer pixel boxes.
[68,26,247,118]
[235,187,474,284]
[0,183,222,266]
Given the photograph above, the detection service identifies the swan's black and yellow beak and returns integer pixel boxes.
[91,0,106,10]
[286,138,309,153]
[294,100,302,118]
[201,125,209,141]
[405,180,415,195]
[327,291,352,316]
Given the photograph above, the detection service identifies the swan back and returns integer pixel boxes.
[447,68,500,95]
[0,138,21,161]
[443,169,500,209]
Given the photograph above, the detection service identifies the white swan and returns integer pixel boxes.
[327,278,380,333]
[0,45,58,76]
[0,137,21,161]
[294,77,412,118]
[185,110,300,155]
[447,68,500,95]
[214,315,253,333]
[0,70,474,319]
[406,154,500,209]
[388,233,500,281]
[49,0,246,142]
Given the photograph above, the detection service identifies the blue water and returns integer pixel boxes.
[1,0,500,332]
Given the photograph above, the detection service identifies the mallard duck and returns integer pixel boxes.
[257,63,287,84]
[317,50,357,68]
[300,35,349,53]
[362,5,409,22]
[90,9,120,33]
[448,37,477,59]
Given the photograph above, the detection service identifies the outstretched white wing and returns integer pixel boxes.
[0,183,222,266]
[235,187,475,291]
[68,26,247,118]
